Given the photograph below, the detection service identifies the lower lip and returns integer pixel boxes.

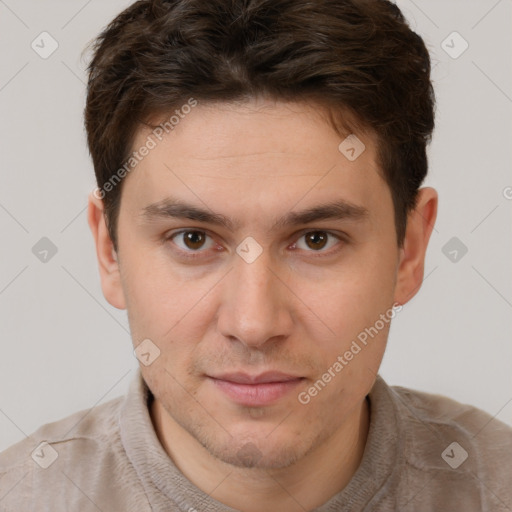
[209,378,304,406]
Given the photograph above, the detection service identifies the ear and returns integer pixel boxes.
[394,187,438,305]
[87,191,126,310]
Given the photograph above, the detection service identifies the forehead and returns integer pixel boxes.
[121,99,391,225]
[139,99,373,167]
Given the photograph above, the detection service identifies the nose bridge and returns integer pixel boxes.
[218,246,291,347]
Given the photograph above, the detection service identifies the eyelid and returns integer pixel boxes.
[290,229,346,256]
[167,229,218,256]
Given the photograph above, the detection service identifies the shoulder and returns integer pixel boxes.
[389,382,512,449]
[0,393,124,469]
[383,379,512,510]
[0,394,142,511]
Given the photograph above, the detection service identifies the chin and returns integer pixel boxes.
[213,442,304,470]
[194,427,311,470]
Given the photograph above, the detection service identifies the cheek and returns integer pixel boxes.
[120,252,225,380]
[305,253,396,325]
[119,247,200,343]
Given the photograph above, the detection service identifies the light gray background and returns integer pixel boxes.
[0,0,511,453]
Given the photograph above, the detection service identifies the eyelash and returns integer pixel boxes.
[165,229,346,260]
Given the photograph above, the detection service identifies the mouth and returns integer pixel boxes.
[207,371,305,406]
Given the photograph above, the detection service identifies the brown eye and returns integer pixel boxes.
[170,230,215,253]
[293,231,342,254]
[304,231,328,250]
[183,231,206,250]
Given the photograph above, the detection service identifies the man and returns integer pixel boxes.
[1,0,511,510]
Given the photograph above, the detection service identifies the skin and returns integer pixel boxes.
[88,98,437,511]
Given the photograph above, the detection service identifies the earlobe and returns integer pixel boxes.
[87,192,127,310]
[393,187,438,306]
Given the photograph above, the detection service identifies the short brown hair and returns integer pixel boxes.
[85,0,435,249]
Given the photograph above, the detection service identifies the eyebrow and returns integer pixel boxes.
[141,196,369,232]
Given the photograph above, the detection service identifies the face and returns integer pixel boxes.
[102,99,404,469]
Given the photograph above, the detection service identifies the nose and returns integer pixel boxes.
[216,248,294,349]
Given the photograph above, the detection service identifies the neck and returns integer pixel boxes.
[150,396,370,512]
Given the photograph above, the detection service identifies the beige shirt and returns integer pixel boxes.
[1,369,511,511]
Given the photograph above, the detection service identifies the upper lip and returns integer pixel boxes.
[209,371,303,384]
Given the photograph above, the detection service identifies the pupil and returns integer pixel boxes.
[308,232,327,250]
[185,231,204,249]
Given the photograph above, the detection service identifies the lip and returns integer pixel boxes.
[211,371,302,384]
[208,372,305,406]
